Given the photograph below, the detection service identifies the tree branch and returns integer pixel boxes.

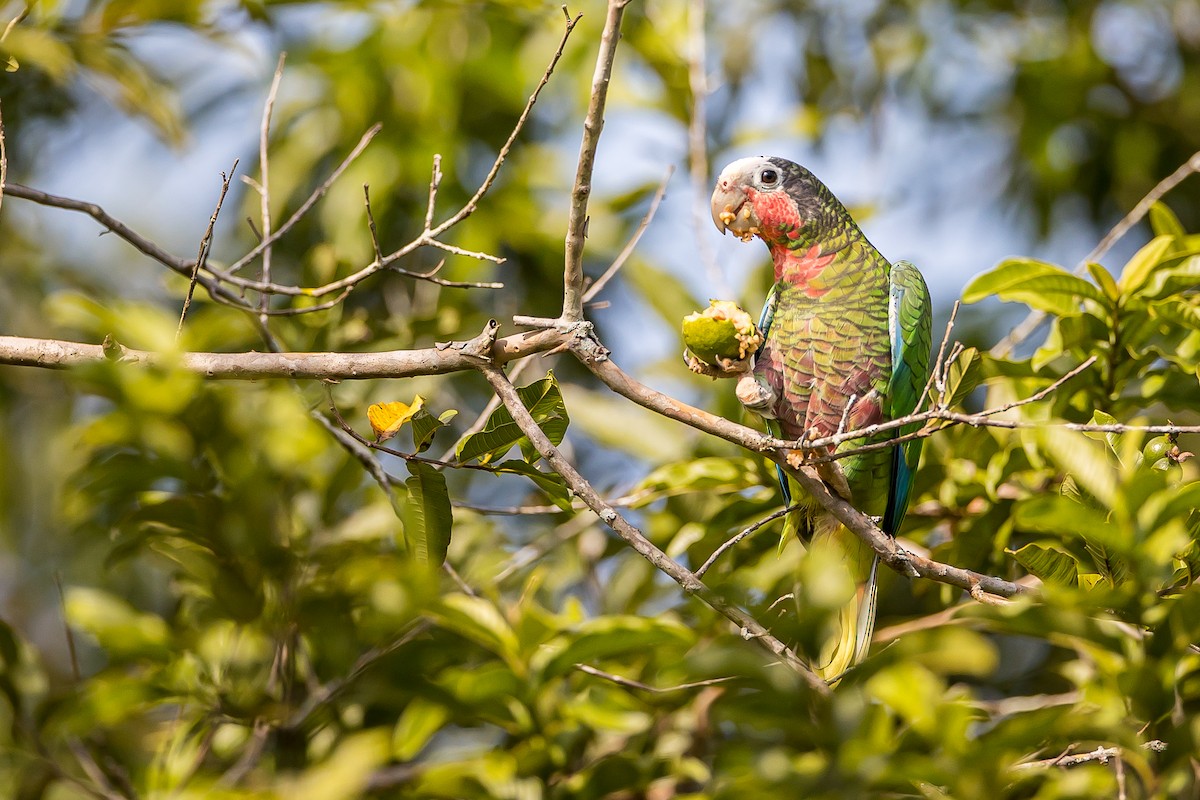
[476,360,831,695]
[0,325,564,379]
[562,0,631,322]
[568,333,1027,598]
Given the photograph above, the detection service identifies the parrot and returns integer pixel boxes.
[710,155,932,682]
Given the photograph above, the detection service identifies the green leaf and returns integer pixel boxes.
[455,372,569,464]
[1007,543,1079,586]
[393,697,451,760]
[962,258,1104,315]
[1148,201,1185,239]
[1149,299,1200,331]
[411,408,459,454]
[941,346,980,408]
[64,587,171,660]
[1013,492,1110,539]
[1117,235,1173,294]
[403,461,453,566]
[1083,409,1124,458]
[1136,254,1200,300]
[1033,426,1118,508]
[492,460,574,511]
[534,615,694,678]
[432,594,521,669]
[634,457,764,503]
[1086,261,1120,304]
[1084,539,1130,586]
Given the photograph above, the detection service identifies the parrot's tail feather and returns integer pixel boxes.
[816,551,880,685]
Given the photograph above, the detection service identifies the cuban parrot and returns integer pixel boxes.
[710,156,932,681]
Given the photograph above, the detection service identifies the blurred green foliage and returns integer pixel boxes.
[1,0,1199,798]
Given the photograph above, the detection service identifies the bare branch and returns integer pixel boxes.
[1011,741,1165,771]
[255,53,287,326]
[226,123,382,275]
[562,0,631,322]
[477,360,830,694]
[0,99,6,215]
[177,160,239,340]
[4,183,252,310]
[0,325,565,379]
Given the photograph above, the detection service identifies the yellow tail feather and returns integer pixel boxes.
[811,522,880,685]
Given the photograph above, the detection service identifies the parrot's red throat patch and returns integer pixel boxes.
[774,244,834,298]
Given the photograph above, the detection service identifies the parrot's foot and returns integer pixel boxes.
[683,349,753,379]
[785,437,853,502]
[735,372,777,416]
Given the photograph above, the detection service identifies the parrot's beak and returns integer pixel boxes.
[710,181,759,242]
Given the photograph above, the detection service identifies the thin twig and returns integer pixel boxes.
[695,504,799,578]
[575,663,734,693]
[1008,743,1166,772]
[429,10,581,240]
[583,166,674,302]
[562,0,631,322]
[424,154,442,231]
[254,53,286,326]
[364,184,384,263]
[177,160,239,340]
[4,183,252,309]
[920,301,960,410]
[0,98,6,214]
[54,572,81,682]
[227,123,381,274]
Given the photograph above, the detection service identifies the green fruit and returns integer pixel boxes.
[682,300,762,365]
[1143,436,1172,463]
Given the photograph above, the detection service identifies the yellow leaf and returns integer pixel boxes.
[367,396,425,442]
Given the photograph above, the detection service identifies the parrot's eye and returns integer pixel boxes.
[759,167,779,186]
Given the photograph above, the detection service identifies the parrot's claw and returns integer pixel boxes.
[783,433,854,503]
[684,350,755,380]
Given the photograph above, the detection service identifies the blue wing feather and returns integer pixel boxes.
[882,262,931,536]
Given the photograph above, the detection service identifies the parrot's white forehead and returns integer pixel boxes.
[716,156,773,182]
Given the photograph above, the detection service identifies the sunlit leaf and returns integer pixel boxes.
[1118,235,1174,294]
[1086,261,1120,304]
[1149,201,1185,239]
[64,587,171,660]
[534,615,694,678]
[393,697,450,760]
[432,594,520,669]
[962,258,1104,315]
[1007,543,1079,586]
[941,346,980,408]
[455,372,568,464]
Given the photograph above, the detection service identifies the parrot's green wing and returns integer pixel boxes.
[881,259,932,536]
